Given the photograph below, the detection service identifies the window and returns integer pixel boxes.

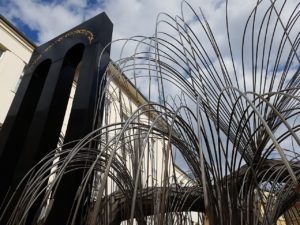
[0,44,6,59]
[122,112,129,122]
[0,48,4,59]
[12,72,24,93]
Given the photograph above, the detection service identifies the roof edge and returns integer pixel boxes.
[0,15,36,48]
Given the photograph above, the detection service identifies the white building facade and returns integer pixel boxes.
[0,15,35,125]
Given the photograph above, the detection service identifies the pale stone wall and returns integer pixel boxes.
[103,64,201,224]
[103,65,172,188]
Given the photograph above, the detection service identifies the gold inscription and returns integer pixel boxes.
[28,29,94,72]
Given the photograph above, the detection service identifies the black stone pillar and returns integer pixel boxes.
[45,30,112,225]
[0,12,113,224]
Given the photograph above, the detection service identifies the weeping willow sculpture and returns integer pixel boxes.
[1,0,300,224]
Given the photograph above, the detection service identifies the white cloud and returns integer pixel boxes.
[2,0,298,83]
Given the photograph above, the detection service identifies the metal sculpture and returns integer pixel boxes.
[0,0,300,224]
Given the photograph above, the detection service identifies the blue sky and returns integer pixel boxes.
[0,0,108,44]
[9,16,39,43]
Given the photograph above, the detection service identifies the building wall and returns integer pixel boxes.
[0,17,35,124]
[101,64,201,224]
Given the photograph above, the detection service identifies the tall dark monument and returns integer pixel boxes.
[0,13,113,224]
